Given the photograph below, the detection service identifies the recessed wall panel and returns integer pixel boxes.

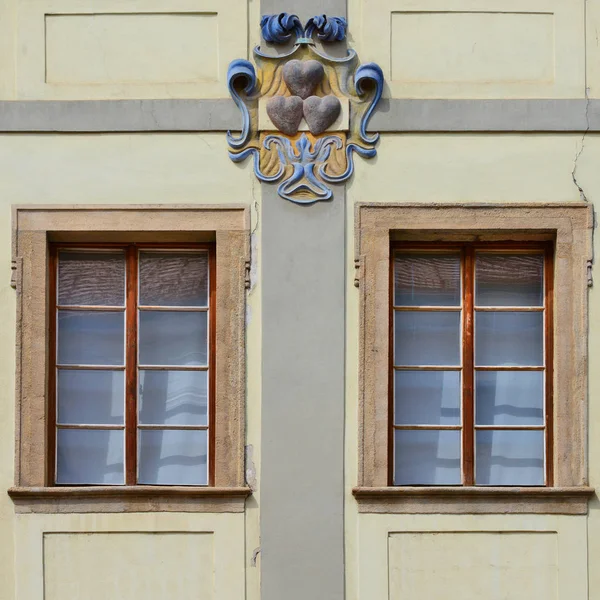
[45,14,218,85]
[391,12,554,84]
[360,0,585,98]
[43,532,214,600]
[16,0,247,99]
[389,532,558,600]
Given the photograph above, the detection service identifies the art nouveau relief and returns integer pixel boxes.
[227,14,384,203]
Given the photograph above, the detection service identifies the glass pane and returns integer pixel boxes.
[394,253,461,306]
[476,429,544,486]
[138,429,208,485]
[139,312,207,366]
[139,370,208,426]
[56,429,124,484]
[394,311,461,366]
[476,253,544,307]
[394,370,461,425]
[475,312,543,367]
[57,369,124,425]
[476,371,544,426]
[139,252,209,307]
[394,429,461,485]
[57,311,124,366]
[58,251,125,306]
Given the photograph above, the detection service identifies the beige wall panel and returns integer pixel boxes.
[357,515,587,600]
[0,0,16,99]
[586,0,600,97]
[14,513,244,600]
[0,134,252,205]
[389,532,557,600]
[391,12,554,85]
[45,14,219,86]
[358,0,585,98]
[44,532,214,599]
[348,134,585,204]
[16,0,247,99]
[0,133,258,599]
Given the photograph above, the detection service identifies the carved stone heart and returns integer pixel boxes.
[283,60,324,99]
[303,95,342,135]
[266,96,304,135]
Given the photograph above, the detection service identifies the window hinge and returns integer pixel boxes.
[10,258,22,291]
[245,259,251,290]
[587,259,594,288]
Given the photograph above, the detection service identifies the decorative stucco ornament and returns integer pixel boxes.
[227,13,384,204]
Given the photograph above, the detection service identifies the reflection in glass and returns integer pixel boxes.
[476,371,544,426]
[139,311,207,366]
[394,253,461,306]
[139,370,208,426]
[56,429,124,484]
[394,429,461,485]
[394,311,461,366]
[476,253,544,307]
[57,311,124,365]
[476,429,544,485]
[475,312,543,366]
[395,370,461,425]
[58,369,124,425]
[58,251,125,306]
[139,252,209,307]
[138,429,208,485]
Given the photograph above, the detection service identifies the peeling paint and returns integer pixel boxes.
[251,546,261,567]
[245,444,257,491]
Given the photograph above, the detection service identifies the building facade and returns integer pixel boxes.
[1,0,600,598]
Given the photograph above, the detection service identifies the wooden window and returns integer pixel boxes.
[391,242,553,487]
[49,243,215,487]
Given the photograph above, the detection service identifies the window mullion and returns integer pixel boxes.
[545,244,554,486]
[125,245,138,486]
[208,245,217,486]
[462,246,475,485]
[47,248,58,486]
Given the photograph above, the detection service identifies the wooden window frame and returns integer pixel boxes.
[389,241,554,487]
[48,242,216,487]
[9,205,251,513]
[353,203,595,514]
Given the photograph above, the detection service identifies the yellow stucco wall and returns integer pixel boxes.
[0,134,261,600]
[0,0,600,599]
[345,134,600,600]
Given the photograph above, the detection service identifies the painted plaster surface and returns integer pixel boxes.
[348,0,591,99]
[0,136,599,600]
[344,135,600,600]
[0,134,260,600]
[261,186,345,600]
[1,0,600,598]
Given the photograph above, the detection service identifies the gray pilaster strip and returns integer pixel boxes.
[370,99,600,132]
[260,0,347,21]
[261,187,346,600]
[2,99,600,132]
[0,99,238,132]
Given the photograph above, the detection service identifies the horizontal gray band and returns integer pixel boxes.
[0,99,239,132]
[1,98,599,132]
[371,99,599,132]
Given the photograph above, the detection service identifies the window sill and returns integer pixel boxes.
[8,486,252,514]
[352,486,595,515]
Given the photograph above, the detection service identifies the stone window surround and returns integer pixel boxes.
[353,202,595,514]
[8,205,251,513]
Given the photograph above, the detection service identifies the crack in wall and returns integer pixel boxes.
[248,180,260,295]
[572,90,591,202]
